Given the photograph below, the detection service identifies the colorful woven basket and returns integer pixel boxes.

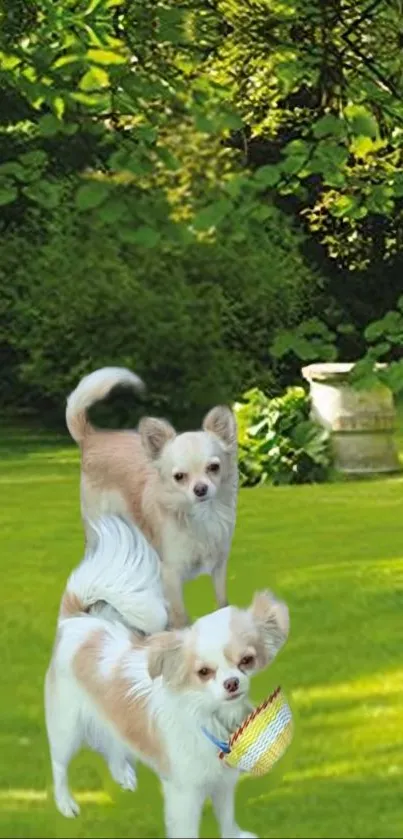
[203,687,293,777]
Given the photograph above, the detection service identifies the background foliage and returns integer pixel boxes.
[235,386,331,486]
[1,0,403,426]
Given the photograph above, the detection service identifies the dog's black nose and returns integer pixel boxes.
[224,677,240,694]
[194,482,208,497]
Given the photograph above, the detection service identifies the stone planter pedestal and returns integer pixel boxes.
[302,362,400,475]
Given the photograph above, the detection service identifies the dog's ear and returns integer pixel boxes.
[203,405,237,450]
[139,417,176,459]
[249,590,289,661]
[147,632,187,688]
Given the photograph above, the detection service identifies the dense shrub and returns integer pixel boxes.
[235,386,332,487]
[0,194,320,429]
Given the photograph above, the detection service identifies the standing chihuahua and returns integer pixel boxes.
[66,367,238,627]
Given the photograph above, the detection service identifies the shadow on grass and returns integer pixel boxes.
[0,772,401,839]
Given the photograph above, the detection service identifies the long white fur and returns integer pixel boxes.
[63,516,168,635]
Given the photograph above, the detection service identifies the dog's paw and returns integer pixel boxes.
[238,832,258,838]
[56,794,80,818]
[119,762,137,792]
[110,760,137,792]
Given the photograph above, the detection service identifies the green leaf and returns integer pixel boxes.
[350,136,375,159]
[193,198,232,231]
[370,341,391,358]
[322,170,346,188]
[97,197,127,223]
[254,165,281,187]
[252,204,274,221]
[330,194,363,219]
[135,125,158,144]
[87,48,127,65]
[344,104,379,139]
[53,54,82,69]
[310,142,349,176]
[0,185,18,205]
[38,114,63,137]
[337,323,356,336]
[156,7,186,43]
[75,181,111,210]
[84,0,104,14]
[292,336,322,361]
[0,162,26,181]
[23,180,61,209]
[52,96,65,119]
[19,151,47,168]
[298,318,335,340]
[365,319,386,341]
[284,139,311,156]
[71,91,111,108]
[313,114,346,139]
[80,67,110,91]
[108,149,130,171]
[271,330,294,359]
[219,111,243,131]
[366,185,394,215]
[281,155,307,176]
[392,172,403,198]
[155,147,179,171]
[383,360,403,394]
[194,112,220,133]
[0,52,20,70]
[119,226,161,247]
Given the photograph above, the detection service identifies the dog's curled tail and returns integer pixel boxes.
[66,367,145,444]
[59,515,168,635]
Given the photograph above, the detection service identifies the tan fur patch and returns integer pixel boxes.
[146,630,216,692]
[74,629,168,774]
[249,590,289,660]
[139,417,176,460]
[59,591,86,619]
[146,631,192,689]
[81,430,161,548]
[225,609,267,670]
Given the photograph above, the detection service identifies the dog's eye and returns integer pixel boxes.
[207,462,220,473]
[239,655,255,668]
[173,472,186,482]
[198,666,213,680]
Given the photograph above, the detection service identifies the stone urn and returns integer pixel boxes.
[302,362,400,475]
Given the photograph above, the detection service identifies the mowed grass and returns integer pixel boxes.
[0,425,403,838]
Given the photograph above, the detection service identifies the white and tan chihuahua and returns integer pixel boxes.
[66,367,238,627]
[45,516,290,839]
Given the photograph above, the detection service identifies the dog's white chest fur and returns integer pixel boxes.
[163,498,234,581]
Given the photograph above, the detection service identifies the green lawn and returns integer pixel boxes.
[0,426,402,839]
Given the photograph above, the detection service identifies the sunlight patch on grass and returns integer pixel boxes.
[292,668,403,706]
[282,558,403,589]
[0,473,76,485]
[283,754,403,783]
[0,788,112,807]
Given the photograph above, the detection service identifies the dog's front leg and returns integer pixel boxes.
[212,556,229,609]
[211,773,257,839]
[162,779,204,838]
[161,564,189,629]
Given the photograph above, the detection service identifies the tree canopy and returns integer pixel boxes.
[1,0,403,412]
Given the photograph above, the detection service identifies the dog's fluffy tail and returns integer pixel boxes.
[66,367,144,444]
[59,516,168,635]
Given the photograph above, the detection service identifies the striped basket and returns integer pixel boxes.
[203,687,293,777]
